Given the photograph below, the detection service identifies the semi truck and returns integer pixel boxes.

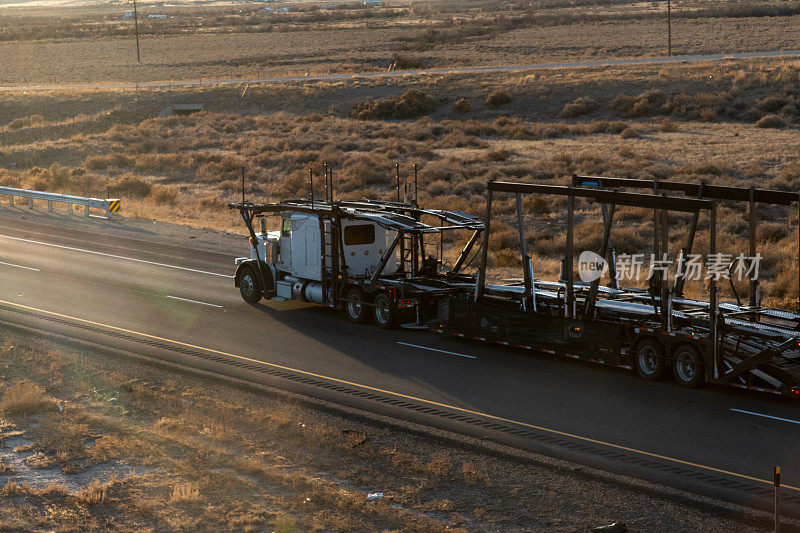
[229,195,483,328]
[229,173,800,397]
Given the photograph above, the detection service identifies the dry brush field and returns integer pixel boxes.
[1,57,799,303]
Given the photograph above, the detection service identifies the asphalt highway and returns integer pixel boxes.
[2,213,800,516]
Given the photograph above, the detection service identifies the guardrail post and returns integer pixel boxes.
[28,197,33,209]
[775,466,781,533]
[67,203,73,215]
[47,200,53,212]
[84,204,90,218]
[8,195,12,206]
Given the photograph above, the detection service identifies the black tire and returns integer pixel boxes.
[673,344,704,388]
[239,266,262,304]
[344,289,367,323]
[372,292,396,329]
[634,338,666,381]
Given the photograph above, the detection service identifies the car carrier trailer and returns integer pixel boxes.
[435,178,800,397]
[229,192,483,328]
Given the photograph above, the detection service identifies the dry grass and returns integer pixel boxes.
[77,476,116,506]
[170,482,201,503]
[0,380,55,416]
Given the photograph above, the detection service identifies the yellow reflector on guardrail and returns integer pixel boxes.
[108,200,121,213]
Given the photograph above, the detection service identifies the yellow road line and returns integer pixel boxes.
[1,297,796,493]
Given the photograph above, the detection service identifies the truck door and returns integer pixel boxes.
[290,214,322,281]
[278,216,292,272]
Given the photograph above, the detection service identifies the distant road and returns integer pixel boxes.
[2,48,800,92]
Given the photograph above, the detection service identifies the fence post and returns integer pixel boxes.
[775,466,781,533]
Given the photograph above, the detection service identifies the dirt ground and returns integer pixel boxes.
[0,296,790,531]
[1,0,799,84]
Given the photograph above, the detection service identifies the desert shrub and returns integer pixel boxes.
[678,160,731,176]
[769,162,800,191]
[390,53,425,70]
[7,114,46,130]
[84,153,135,171]
[114,173,152,198]
[759,222,788,242]
[453,97,471,113]
[619,127,639,139]
[756,115,787,129]
[151,186,179,206]
[699,107,717,122]
[0,171,20,188]
[659,117,678,132]
[611,89,667,118]
[351,89,437,120]
[486,148,511,162]
[0,380,55,416]
[273,514,298,533]
[170,482,201,503]
[485,89,512,108]
[756,95,787,114]
[559,97,598,118]
[198,196,227,209]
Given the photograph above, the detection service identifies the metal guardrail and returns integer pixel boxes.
[0,186,120,218]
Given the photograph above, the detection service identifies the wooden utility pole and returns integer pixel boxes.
[133,0,141,63]
[667,0,672,57]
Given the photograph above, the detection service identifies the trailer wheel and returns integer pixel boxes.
[635,338,666,381]
[239,266,262,304]
[344,289,367,324]
[373,292,396,329]
[673,344,704,388]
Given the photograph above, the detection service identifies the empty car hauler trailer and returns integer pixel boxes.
[229,196,483,328]
[435,179,800,397]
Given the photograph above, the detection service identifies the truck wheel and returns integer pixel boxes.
[673,344,704,388]
[239,266,262,304]
[345,289,367,323]
[635,338,665,381]
[373,292,396,329]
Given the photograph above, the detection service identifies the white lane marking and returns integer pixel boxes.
[397,341,476,359]
[165,295,224,308]
[0,234,231,278]
[730,408,800,426]
[0,261,40,272]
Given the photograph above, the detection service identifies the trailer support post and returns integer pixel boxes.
[396,163,401,203]
[324,163,328,203]
[515,194,533,310]
[585,204,615,318]
[749,186,759,307]
[476,188,493,301]
[565,191,575,318]
[674,182,705,297]
[371,232,401,285]
[452,230,481,274]
[709,205,719,379]
[601,203,619,289]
